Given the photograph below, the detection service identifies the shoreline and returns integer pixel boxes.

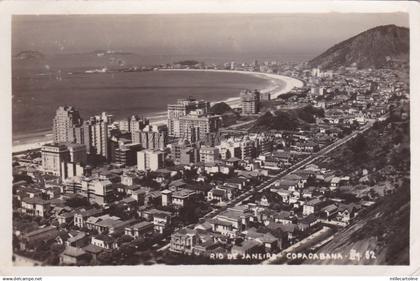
[12,69,303,153]
[160,68,304,104]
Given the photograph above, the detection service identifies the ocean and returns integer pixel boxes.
[12,54,274,144]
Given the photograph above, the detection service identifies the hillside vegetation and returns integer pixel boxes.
[250,105,324,132]
[305,112,410,265]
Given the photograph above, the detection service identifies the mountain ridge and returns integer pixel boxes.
[309,24,409,69]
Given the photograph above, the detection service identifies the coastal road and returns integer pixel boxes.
[226,119,257,130]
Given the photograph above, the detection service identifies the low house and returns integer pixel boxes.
[73,208,103,228]
[266,222,298,243]
[130,189,147,205]
[302,198,324,216]
[184,182,213,196]
[272,188,293,203]
[320,204,339,220]
[168,179,187,191]
[91,234,116,250]
[83,244,105,262]
[260,209,295,226]
[169,228,197,254]
[256,233,281,252]
[231,240,263,256]
[55,230,88,247]
[124,221,154,238]
[19,226,59,251]
[193,240,221,257]
[20,197,51,217]
[209,207,253,238]
[140,208,173,234]
[302,186,318,199]
[330,177,342,190]
[225,157,240,168]
[337,203,361,223]
[207,188,229,203]
[85,214,136,234]
[224,177,248,190]
[297,214,319,231]
[275,179,299,191]
[274,211,296,225]
[302,141,320,153]
[59,246,91,265]
[120,173,141,187]
[194,221,213,232]
[16,186,43,200]
[207,186,237,203]
[171,189,197,207]
[55,231,72,245]
[57,211,76,225]
[66,231,89,247]
[243,228,281,252]
[259,195,270,207]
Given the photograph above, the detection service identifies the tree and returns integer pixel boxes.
[350,135,369,164]
[116,234,134,244]
[97,251,114,265]
[351,135,367,155]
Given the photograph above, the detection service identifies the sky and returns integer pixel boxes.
[12,13,409,60]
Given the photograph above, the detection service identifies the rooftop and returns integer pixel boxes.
[22,197,49,205]
[130,221,154,230]
[172,189,196,199]
[62,246,87,258]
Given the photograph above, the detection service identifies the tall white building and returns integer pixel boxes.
[240,90,260,115]
[199,146,220,163]
[66,143,87,164]
[82,112,113,160]
[53,106,82,143]
[132,124,168,150]
[130,115,149,141]
[178,110,221,142]
[167,98,210,137]
[137,150,165,171]
[41,143,70,176]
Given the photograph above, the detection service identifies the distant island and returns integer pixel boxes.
[13,50,44,60]
[173,60,203,66]
[92,50,133,56]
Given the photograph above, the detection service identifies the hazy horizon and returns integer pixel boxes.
[12,13,409,62]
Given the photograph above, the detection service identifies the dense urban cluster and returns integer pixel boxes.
[12,59,409,265]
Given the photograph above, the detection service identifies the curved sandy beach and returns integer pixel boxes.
[159,68,304,107]
[13,69,303,153]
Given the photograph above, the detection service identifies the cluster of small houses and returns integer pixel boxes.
[167,163,379,259]
[13,155,381,265]
[12,160,270,265]
[283,66,405,128]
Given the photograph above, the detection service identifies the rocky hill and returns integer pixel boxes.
[210,102,239,127]
[309,24,409,69]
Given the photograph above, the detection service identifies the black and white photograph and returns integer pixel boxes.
[1,0,418,276]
